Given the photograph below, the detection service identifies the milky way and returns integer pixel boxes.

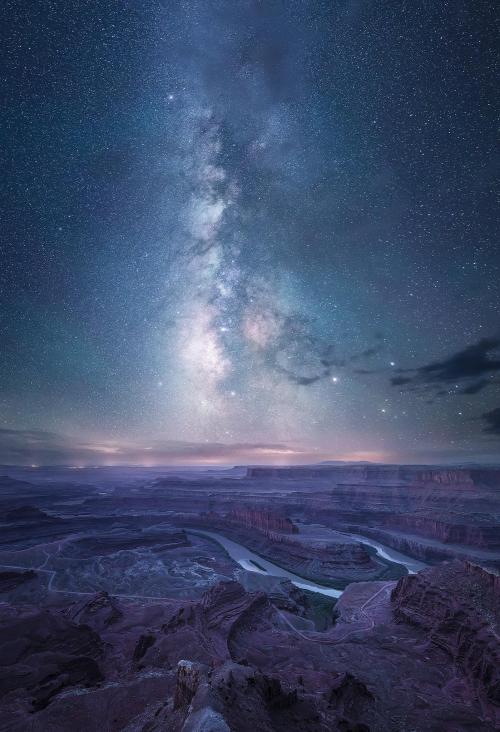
[1,1,498,465]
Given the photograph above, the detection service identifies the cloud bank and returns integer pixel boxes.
[0,428,314,466]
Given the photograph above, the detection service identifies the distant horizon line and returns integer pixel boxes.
[2,460,500,470]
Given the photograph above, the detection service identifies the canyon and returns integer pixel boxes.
[0,463,498,730]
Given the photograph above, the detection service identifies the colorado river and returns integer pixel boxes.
[341,532,427,574]
[187,527,427,598]
[187,529,343,598]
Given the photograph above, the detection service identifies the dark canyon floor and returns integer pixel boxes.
[0,463,499,731]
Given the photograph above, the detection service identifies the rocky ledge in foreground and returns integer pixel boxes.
[0,604,104,712]
[1,567,499,731]
[392,560,500,715]
[164,659,374,732]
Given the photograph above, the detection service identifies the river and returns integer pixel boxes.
[339,531,427,574]
[187,529,343,597]
[187,528,427,599]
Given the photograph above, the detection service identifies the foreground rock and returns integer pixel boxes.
[161,660,374,731]
[0,605,104,712]
[392,560,500,716]
[0,569,498,730]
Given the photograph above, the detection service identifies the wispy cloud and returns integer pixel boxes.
[0,428,312,466]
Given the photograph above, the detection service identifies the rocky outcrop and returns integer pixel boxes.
[259,579,309,617]
[172,661,378,732]
[328,671,374,729]
[177,661,326,732]
[200,581,268,658]
[65,591,123,631]
[0,566,496,731]
[32,656,103,711]
[162,581,269,664]
[392,561,500,712]
[132,633,155,667]
[174,659,206,709]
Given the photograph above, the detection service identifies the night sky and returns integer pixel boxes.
[1,1,499,466]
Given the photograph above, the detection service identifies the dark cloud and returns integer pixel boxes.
[482,407,500,435]
[391,375,413,386]
[461,379,491,395]
[391,338,500,395]
[349,344,384,363]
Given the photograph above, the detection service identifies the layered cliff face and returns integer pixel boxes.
[413,469,475,485]
[238,465,500,566]
[246,464,500,488]
[391,561,500,715]
[228,508,299,534]
[382,513,500,549]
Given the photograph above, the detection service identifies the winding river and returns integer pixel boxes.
[187,528,427,598]
[338,531,427,574]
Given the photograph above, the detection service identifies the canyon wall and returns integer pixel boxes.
[228,508,299,534]
[246,464,500,487]
[391,561,500,711]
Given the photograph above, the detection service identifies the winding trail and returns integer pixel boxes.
[0,559,196,602]
[0,540,185,602]
[275,582,393,644]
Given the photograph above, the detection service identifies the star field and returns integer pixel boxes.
[0,1,498,465]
